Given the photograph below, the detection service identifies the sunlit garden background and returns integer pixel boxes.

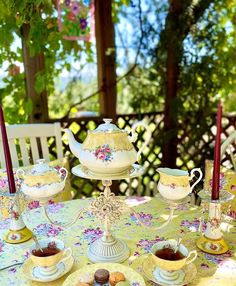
[0,0,235,197]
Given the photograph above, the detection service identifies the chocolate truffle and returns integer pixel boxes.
[109,272,126,286]
[94,269,110,284]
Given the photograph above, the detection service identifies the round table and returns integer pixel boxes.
[0,196,236,286]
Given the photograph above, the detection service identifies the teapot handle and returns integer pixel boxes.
[129,121,152,162]
[189,168,203,192]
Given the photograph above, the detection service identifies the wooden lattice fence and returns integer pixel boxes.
[48,112,236,198]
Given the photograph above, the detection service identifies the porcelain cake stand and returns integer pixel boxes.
[72,164,144,263]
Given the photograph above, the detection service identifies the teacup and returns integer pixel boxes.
[30,238,72,277]
[150,239,197,284]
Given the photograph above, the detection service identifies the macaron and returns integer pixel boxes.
[109,272,126,286]
[94,269,110,284]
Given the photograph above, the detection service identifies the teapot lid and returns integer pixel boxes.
[30,159,55,175]
[92,118,125,133]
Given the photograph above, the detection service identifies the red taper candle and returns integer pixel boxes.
[0,106,16,193]
[211,102,222,200]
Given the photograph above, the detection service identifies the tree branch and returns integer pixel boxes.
[60,0,143,120]
[182,0,215,38]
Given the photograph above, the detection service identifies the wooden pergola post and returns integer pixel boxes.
[21,23,49,123]
[95,0,117,120]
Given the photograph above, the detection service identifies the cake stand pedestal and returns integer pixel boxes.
[72,164,144,263]
[88,180,130,263]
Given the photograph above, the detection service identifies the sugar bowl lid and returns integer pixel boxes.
[30,159,55,175]
[91,118,124,133]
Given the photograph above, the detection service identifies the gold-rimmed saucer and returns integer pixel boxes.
[72,164,144,180]
[132,254,197,286]
[21,254,74,282]
[196,235,229,255]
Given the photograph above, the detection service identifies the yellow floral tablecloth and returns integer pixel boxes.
[0,196,236,286]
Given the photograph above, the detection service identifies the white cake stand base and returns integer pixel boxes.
[72,164,144,263]
[88,234,130,263]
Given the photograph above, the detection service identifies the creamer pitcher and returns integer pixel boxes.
[157,168,203,201]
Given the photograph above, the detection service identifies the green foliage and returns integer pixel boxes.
[0,0,236,124]
[117,0,236,115]
[118,67,163,113]
[0,0,94,122]
[49,79,98,118]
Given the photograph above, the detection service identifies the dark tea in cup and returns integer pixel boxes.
[32,242,60,257]
[155,246,185,261]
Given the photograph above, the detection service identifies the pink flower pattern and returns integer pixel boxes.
[71,2,81,15]
[28,201,40,210]
[94,144,113,162]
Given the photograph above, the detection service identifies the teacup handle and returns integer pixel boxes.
[129,121,152,162]
[16,169,25,180]
[60,247,72,263]
[185,250,197,265]
[190,168,203,191]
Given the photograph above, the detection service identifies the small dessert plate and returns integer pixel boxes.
[62,263,145,286]
[21,254,74,282]
[142,254,197,286]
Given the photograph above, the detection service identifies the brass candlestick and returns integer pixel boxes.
[0,192,32,244]
[196,189,234,254]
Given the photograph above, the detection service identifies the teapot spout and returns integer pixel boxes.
[64,129,82,159]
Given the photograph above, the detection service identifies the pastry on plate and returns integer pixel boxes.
[109,272,126,286]
[77,273,94,285]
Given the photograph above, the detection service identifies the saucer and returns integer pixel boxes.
[21,254,74,282]
[197,235,229,254]
[132,254,197,286]
[72,163,144,180]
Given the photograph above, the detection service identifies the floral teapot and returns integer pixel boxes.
[64,118,152,175]
[157,167,203,201]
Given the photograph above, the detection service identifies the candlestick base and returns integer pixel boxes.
[196,235,228,255]
[4,226,32,244]
[1,192,33,244]
[197,190,234,255]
